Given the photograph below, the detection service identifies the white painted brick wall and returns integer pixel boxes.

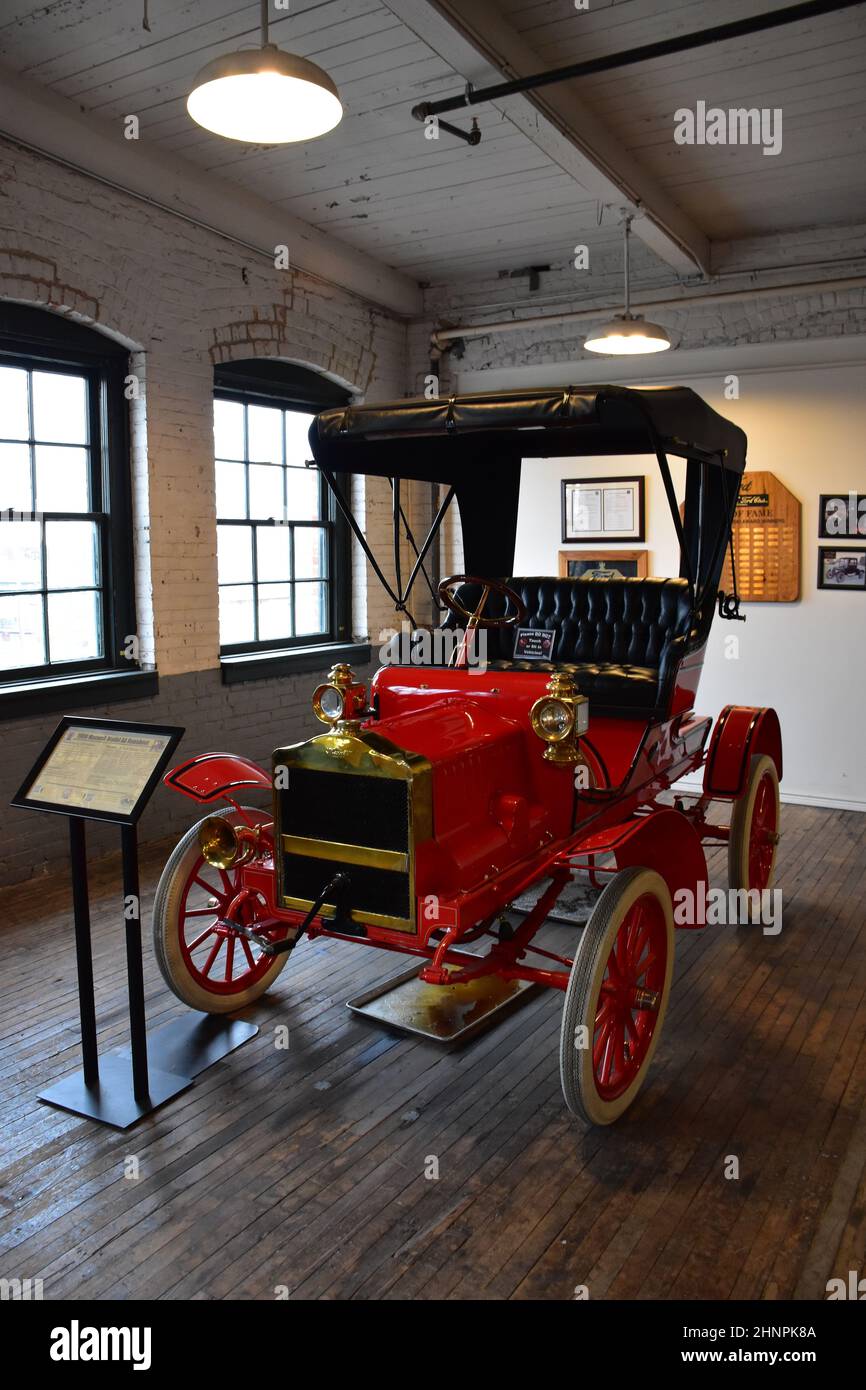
[0,137,411,677]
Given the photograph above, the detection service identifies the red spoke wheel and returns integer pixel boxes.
[153,807,295,1013]
[728,754,781,912]
[560,867,674,1126]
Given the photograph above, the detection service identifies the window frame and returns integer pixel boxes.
[213,379,353,660]
[0,306,136,689]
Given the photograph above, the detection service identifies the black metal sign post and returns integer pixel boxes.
[11,717,197,1128]
[69,816,98,1088]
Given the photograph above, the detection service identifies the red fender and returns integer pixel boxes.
[164,752,271,804]
[703,705,783,801]
[569,808,709,929]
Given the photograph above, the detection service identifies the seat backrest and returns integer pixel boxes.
[445,576,693,669]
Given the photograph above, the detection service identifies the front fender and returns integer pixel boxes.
[164,752,271,805]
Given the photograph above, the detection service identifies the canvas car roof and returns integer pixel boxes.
[311,385,747,477]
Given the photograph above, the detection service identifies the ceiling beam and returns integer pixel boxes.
[388,0,710,276]
[0,63,422,318]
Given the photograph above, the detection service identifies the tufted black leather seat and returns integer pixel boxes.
[424,576,695,719]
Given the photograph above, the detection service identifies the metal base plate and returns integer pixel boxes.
[120,1013,258,1079]
[347,962,539,1043]
[40,1016,257,1129]
[38,1052,191,1130]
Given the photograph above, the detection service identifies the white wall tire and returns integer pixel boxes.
[560,866,675,1126]
[153,807,294,1014]
[728,754,780,906]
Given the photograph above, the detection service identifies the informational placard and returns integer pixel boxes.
[514,627,556,660]
[12,717,184,825]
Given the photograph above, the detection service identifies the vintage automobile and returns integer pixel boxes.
[153,385,782,1126]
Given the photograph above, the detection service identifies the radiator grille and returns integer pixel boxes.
[281,853,411,921]
[280,768,409,851]
[277,766,413,928]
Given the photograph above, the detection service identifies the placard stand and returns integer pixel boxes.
[12,716,258,1130]
[39,815,194,1127]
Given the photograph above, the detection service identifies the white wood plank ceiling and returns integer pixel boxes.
[0,0,864,284]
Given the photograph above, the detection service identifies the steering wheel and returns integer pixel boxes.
[438,574,527,630]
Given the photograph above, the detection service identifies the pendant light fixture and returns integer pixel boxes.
[187,0,343,144]
[584,216,671,355]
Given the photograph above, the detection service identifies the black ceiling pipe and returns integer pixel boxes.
[412,0,865,125]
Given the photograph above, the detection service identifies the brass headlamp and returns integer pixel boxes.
[530,670,589,765]
[312,661,367,728]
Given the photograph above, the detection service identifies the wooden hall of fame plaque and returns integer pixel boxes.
[721,470,801,603]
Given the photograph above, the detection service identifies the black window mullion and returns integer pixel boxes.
[251,523,260,644]
[214,382,350,655]
[0,337,132,683]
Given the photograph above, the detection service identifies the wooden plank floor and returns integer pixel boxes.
[0,802,865,1301]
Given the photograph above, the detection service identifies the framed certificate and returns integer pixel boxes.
[562,476,645,543]
[11,716,184,826]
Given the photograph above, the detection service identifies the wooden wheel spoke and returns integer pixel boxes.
[598,1028,616,1085]
[218,868,235,895]
[201,938,223,979]
[593,1014,615,1069]
[240,936,256,969]
[188,923,217,951]
[193,874,222,897]
[605,953,624,987]
[224,935,235,982]
[595,997,615,1029]
[633,950,658,980]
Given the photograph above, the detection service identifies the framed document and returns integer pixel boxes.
[11,716,184,826]
[562,476,645,543]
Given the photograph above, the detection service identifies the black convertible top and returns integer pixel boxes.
[312,385,746,475]
[309,385,748,627]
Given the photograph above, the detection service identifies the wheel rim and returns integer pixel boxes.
[593,893,668,1102]
[177,856,289,996]
[748,772,778,891]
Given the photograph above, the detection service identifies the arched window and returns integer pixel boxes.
[0,304,139,705]
[213,361,358,674]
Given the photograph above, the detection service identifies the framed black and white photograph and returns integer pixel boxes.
[817,547,866,591]
[819,492,866,539]
[562,476,645,543]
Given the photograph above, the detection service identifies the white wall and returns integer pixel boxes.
[461,339,866,810]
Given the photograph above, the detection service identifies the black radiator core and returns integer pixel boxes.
[282,853,411,921]
[279,767,412,923]
[280,768,409,850]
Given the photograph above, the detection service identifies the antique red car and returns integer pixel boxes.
[153,386,782,1126]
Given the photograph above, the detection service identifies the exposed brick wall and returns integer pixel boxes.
[0,138,411,885]
[410,226,866,390]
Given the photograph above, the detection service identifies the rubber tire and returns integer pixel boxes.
[152,807,292,1014]
[728,754,780,906]
[560,866,675,1127]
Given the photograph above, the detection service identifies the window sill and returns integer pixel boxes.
[0,667,159,721]
[220,641,372,685]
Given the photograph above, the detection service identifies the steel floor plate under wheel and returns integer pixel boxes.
[347,961,540,1043]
